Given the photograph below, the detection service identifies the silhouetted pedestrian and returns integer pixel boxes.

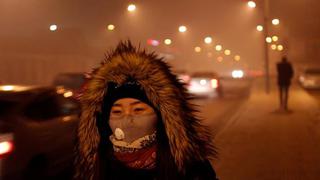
[276,56,294,110]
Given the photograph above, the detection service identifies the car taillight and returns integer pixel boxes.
[0,133,14,158]
[0,141,13,156]
[211,79,218,88]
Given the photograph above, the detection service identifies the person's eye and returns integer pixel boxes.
[111,110,122,115]
[133,108,145,113]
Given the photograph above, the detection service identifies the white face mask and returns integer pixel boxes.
[109,112,158,143]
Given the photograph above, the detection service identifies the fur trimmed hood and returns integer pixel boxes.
[74,41,216,179]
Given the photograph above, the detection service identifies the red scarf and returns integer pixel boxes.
[114,144,156,169]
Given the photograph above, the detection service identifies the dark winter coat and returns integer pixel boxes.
[74,41,218,180]
[277,60,294,86]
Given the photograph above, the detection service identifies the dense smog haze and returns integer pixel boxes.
[1,1,320,179]
[1,0,319,84]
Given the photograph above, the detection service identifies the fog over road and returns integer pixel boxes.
[195,78,320,180]
[194,78,252,134]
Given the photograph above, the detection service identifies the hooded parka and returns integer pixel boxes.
[74,41,218,180]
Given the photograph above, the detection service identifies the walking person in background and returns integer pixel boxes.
[74,41,218,179]
[276,56,294,110]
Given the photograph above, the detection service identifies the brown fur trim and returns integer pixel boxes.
[74,41,216,179]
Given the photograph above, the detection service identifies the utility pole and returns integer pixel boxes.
[263,0,270,94]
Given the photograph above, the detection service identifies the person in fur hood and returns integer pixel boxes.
[74,41,218,180]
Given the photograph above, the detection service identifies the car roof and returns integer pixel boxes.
[0,85,73,93]
[304,68,320,73]
[53,73,87,88]
[191,72,218,77]
[0,85,55,100]
[0,85,51,93]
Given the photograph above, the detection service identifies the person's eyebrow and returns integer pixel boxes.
[112,100,142,107]
[112,103,122,107]
[130,101,143,106]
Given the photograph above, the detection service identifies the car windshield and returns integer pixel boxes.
[53,73,85,89]
[0,91,43,118]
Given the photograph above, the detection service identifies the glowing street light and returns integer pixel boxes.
[234,55,241,61]
[256,25,263,31]
[266,37,272,43]
[272,19,280,25]
[194,46,201,53]
[272,35,278,42]
[224,49,231,56]
[179,25,187,33]
[277,45,284,51]
[164,39,172,45]
[127,4,136,12]
[217,56,223,62]
[107,24,115,31]
[204,36,212,44]
[215,45,222,51]
[247,1,256,8]
[271,44,277,50]
[49,24,58,31]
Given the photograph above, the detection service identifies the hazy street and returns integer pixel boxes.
[307,91,320,107]
[195,78,320,179]
[1,0,320,179]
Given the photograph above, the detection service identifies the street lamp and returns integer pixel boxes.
[224,49,231,56]
[194,46,201,52]
[204,36,213,44]
[107,24,115,31]
[272,35,278,42]
[247,1,256,8]
[271,44,277,50]
[127,4,136,12]
[256,25,264,31]
[215,45,222,51]
[277,45,284,51]
[272,18,280,25]
[164,39,172,45]
[179,25,187,33]
[248,0,271,93]
[234,55,241,61]
[266,37,272,43]
[49,24,58,31]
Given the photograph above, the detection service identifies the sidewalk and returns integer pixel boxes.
[213,78,320,180]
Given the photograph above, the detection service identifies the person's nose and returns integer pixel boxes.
[123,108,131,116]
[122,108,134,122]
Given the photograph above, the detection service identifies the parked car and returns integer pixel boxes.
[0,85,80,179]
[299,68,320,89]
[52,72,89,99]
[174,70,191,85]
[53,73,86,89]
[187,72,222,98]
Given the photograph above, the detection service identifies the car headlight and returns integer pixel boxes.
[232,70,244,78]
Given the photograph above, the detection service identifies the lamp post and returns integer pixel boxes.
[248,0,271,94]
[263,0,270,94]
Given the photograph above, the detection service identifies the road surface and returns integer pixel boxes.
[195,78,320,180]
